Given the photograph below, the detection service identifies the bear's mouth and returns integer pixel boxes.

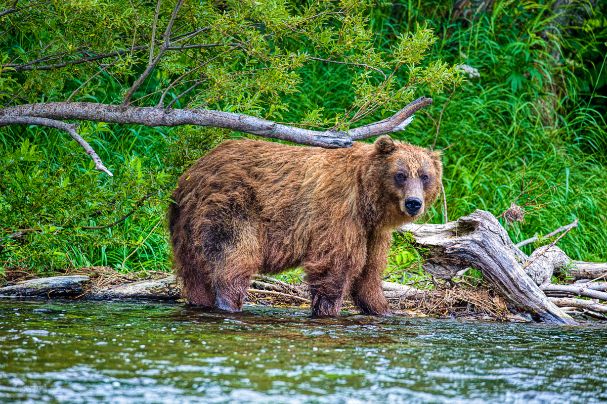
[401,209,423,219]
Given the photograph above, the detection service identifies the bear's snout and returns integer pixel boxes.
[404,197,423,216]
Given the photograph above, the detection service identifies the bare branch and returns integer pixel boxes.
[5,46,148,71]
[158,64,208,107]
[123,0,184,105]
[165,43,229,50]
[349,97,433,140]
[516,218,579,248]
[0,116,112,176]
[307,56,387,79]
[542,283,607,301]
[0,0,41,19]
[0,7,17,18]
[67,61,118,101]
[549,297,607,314]
[572,281,607,291]
[170,27,210,44]
[165,79,204,109]
[0,98,433,147]
[149,0,162,65]
[569,261,607,281]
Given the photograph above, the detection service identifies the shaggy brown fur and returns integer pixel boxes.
[169,135,442,316]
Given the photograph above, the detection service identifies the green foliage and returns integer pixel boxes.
[1,0,606,280]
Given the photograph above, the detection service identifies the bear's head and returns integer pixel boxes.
[374,135,443,221]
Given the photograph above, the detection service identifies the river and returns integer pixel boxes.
[1,300,606,402]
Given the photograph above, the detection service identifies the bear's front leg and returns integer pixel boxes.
[351,231,391,316]
[305,252,365,317]
[309,284,345,317]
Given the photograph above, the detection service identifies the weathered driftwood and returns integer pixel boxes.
[549,298,607,314]
[541,284,607,301]
[89,276,180,300]
[573,281,607,291]
[0,275,89,298]
[381,281,431,300]
[0,274,419,307]
[523,245,570,287]
[401,210,576,325]
[569,261,607,280]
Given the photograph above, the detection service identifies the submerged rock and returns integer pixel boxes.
[0,275,90,298]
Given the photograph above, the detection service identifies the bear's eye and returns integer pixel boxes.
[420,174,430,183]
[394,172,407,184]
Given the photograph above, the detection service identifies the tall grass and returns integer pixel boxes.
[1,1,606,277]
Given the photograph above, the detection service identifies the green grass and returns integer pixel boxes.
[1,1,606,279]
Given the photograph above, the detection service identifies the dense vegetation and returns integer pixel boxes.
[1,1,605,282]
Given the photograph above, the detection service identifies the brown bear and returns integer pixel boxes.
[169,135,442,317]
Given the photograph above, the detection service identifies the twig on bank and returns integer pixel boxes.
[247,288,310,303]
[516,218,578,248]
[521,219,579,273]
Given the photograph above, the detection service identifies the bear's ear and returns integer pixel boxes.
[375,135,396,155]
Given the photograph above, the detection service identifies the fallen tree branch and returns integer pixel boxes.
[569,261,607,281]
[524,245,570,287]
[0,98,432,148]
[572,281,607,291]
[0,116,112,176]
[516,218,578,248]
[541,284,607,301]
[549,297,607,314]
[348,97,432,140]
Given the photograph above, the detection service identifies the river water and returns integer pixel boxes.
[1,300,606,403]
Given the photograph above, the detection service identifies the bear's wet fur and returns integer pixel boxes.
[169,135,442,316]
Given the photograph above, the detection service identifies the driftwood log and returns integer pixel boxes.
[401,210,607,324]
[569,262,607,281]
[401,210,576,324]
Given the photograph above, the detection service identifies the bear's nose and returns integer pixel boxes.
[404,197,422,215]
